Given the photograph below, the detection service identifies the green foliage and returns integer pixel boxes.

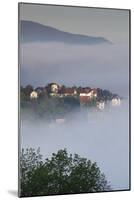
[36,97,67,119]
[20,148,110,197]
[21,94,80,119]
[20,148,43,196]
[85,97,97,107]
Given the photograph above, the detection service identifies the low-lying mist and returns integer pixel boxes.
[20,42,129,97]
[20,99,129,190]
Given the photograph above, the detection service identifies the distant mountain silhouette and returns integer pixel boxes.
[20,20,111,45]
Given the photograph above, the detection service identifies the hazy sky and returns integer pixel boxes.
[19,3,129,43]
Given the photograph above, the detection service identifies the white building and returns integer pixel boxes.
[50,83,59,93]
[97,101,105,110]
[111,97,121,106]
[30,91,38,99]
[79,92,92,97]
[80,89,97,98]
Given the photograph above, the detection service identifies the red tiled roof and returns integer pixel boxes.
[79,96,90,103]
[79,88,91,93]
[63,88,76,94]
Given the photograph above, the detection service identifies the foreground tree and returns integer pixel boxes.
[20,148,110,197]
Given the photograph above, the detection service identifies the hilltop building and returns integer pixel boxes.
[79,88,97,105]
[111,96,121,106]
[48,83,60,96]
[96,100,105,110]
[30,91,38,99]
[61,88,77,97]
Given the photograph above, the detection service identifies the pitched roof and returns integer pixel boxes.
[62,88,76,94]
[79,88,91,93]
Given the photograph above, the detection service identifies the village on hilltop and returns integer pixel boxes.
[21,82,121,110]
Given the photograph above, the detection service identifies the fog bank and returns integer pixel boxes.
[20,99,129,190]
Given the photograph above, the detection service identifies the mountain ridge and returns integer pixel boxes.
[20,20,111,45]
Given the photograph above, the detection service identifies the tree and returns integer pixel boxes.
[20,148,111,197]
[20,148,43,196]
[24,85,33,96]
[85,97,97,107]
[60,85,66,93]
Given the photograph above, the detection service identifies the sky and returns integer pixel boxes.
[19,3,130,97]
